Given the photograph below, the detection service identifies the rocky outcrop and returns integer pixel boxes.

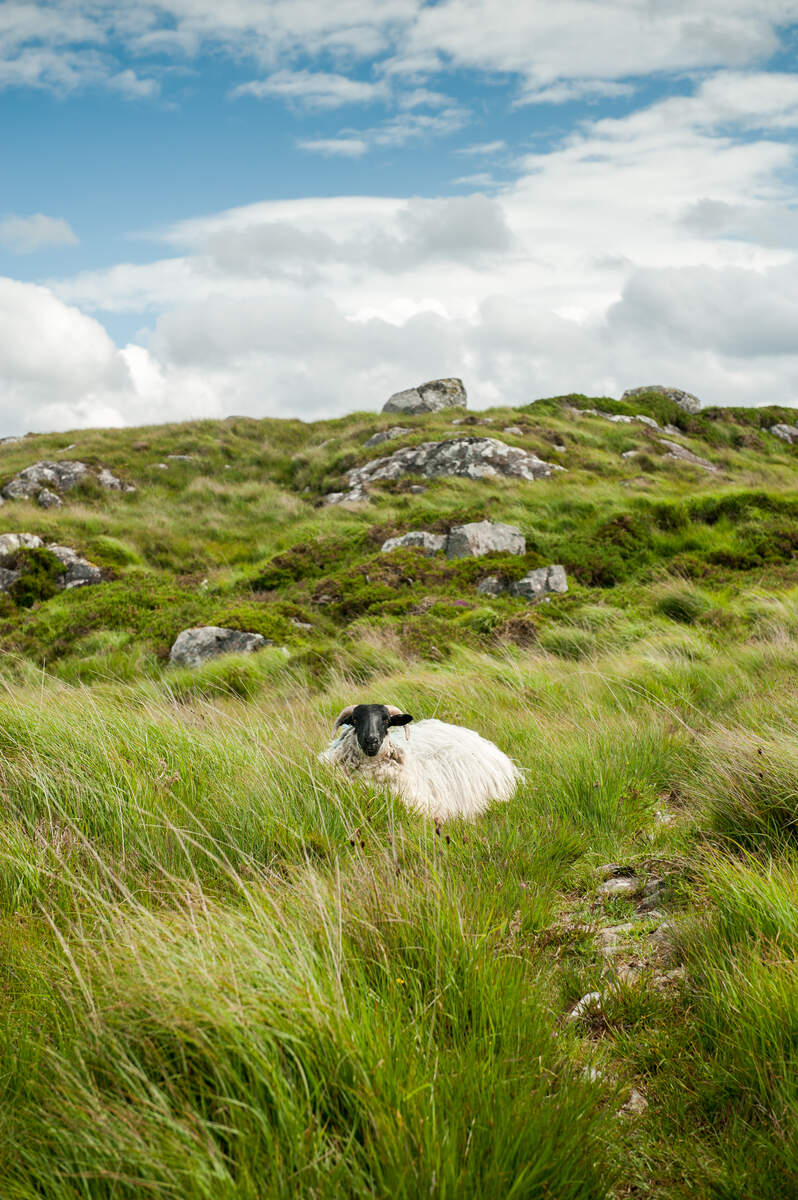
[445,520,525,559]
[770,423,798,444]
[0,534,104,593]
[658,439,717,472]
[169,626,270,668]
[381,520,524,559]
[363,426,412,448]
[381,531,448,555]
[1,460,134,505]
[344,438,561,498]
[621,385,701,413]
[383,377,467,415]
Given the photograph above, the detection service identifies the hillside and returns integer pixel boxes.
[1,389,798,1197]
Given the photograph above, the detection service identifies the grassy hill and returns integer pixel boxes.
[1,391,797,1196]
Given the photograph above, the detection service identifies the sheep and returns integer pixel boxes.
[319,703,520,820]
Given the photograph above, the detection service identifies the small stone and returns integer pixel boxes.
[510,564,568,601]
[0,567,22,591]
[96,467,124,488]
[364,426,412,448]
[566,991,603,1023]
[476,575,507,597]
[37,488,62,508]
[597,863,636,880]
[408,485,427,494]
[634,414,660,429]
[597,876,639,898]
[503,425,524,435]
[166,454,195,462]
[622,450,640,459]
[156,463,169,470]
[620,1088,648,1116]
[291,618,313,630]
[663,424,682,436]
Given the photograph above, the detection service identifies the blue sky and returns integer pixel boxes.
[2,1,798,433]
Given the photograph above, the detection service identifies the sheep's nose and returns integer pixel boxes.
[364,738,380,754]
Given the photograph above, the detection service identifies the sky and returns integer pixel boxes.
[2,2,798,435]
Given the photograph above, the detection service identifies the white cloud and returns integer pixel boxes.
[297,136,368,156]
[0,213,78,253]
[517,79,635,105]
[231,69,387,108]
[456,140,506,156]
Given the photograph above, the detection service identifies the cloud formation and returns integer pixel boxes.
[0,213,78,253]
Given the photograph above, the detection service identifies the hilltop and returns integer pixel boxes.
[1,388,798,1197]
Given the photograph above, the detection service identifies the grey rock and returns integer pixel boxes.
[383,377,467,415]
[0,436,20,446]
[770,423,798,444]
[445,520,525,560]
[566,991,602,1023]
[37,488,63,509]
[635,414,660,429]
[1,460,130,502]
[363,426,412,448]
[408,485,427,494]
[510,564,568,600]
[597,923,637,954]
[597,876,639,898]
[165,455,194,463]
[0,567,21,591]
[323,485,368,505]
[620,1088,648,1116]
[96,467,125,488]
[597,863,636,880]
[381,531,447,555]
[169,626,270,668]
[476,575,507,597]
[2,460,89,500]
[622,385,701,413]
[659,438,717,472]
[0,533,43,559]
[503,425,524,435]
[348,437,561,493]
[663,424,682,436]
[47,544,103,590]
[290,618,313,631]
[621,450,640,459]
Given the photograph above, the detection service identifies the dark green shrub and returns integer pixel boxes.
[7,547,64,608]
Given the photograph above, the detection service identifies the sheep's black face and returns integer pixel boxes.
[341,704,413,757]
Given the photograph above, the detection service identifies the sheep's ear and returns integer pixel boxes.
[388,713,413,727]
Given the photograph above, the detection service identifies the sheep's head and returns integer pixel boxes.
[333,703,413,757]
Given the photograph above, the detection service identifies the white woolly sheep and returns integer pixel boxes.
[319,703,519,820]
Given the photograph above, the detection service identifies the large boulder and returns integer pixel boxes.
[383,377,467,415]
[347,437,561,494]
[381,531,447,555]
[621,385,701,414]
[169,626,270,668]
[445,520,525,560]
[770,423,798,444]
[1,460,133,504]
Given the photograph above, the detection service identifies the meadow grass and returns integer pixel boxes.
[1,395,797,1194]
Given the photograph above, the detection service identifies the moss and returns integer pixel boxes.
[6,547,64,609]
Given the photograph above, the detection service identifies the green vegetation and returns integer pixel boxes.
[0,393,797,1196]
